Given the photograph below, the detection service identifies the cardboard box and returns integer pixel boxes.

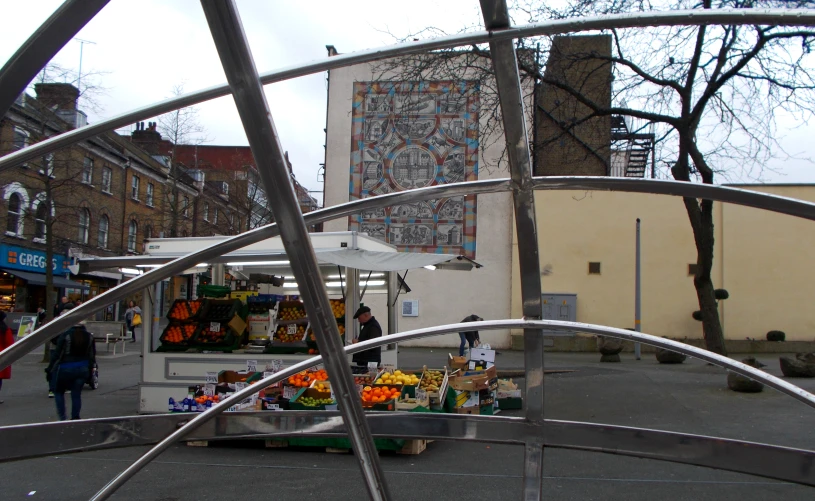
[395,392,430,411]
[217,370,261,385]
[452,405,479,415]
[448,354,468,371]
[470,348,496,363]
[449,372,498,392]
[497,389,522,399]
[461,363,497,380]
[228,314,247,335]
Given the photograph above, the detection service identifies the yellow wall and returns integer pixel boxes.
[719,185,815,341]
[511,186,815,342]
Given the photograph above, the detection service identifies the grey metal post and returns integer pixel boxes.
[141,285,152,351]
[635,218,642,360]
[386,270,398,350]
[479,1,545,498]
[347,267,361,342]
[196,2,390,500]
[212,264,225,287]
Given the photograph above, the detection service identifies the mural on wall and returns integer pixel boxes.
[349,81,479,258]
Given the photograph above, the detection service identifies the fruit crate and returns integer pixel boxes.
[288,387,335,410]
[166,299,204,322]
[329,298,346,320]
[192,321,238,348]
[273,323,307,344]
[275,300,307,324]
[159,322,198,347]
[200,299,243,322]
[415,367,448,406]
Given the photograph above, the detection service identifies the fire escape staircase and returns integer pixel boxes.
[611,115,655,178]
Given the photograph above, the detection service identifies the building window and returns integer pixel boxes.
[34,202,47,240]
[131,175,140,200]
[229,212,234,229]
[213,207,218,224]
[221,182,229,196]
[146,182,154,207]
[12,126,29,150]
[6,193,22,235]
[82,157,93,184]
[101,167,112,193]
[128,220,138,252]
[688,263,699,276]
[98,215,109,249]
[588,262,601,275]
[144,225,152,240]
[78,208,90,244]
[203,202,209,222]
[183,196,190,218]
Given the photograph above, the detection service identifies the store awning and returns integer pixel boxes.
[1,269,89,290]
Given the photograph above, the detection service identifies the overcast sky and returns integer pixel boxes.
[1,0,813,201]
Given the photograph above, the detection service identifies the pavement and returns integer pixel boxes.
[1,347,815,500]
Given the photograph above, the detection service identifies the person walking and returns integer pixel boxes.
[53,296,71,318]
[125,300,142,343]
[45,312,96,420]
[37,304,46,326]
[0,312,14,404]
[458,314,483,357]
[351,305,382,367]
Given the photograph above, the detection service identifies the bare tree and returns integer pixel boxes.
[155,84,210,238]
[372,0,815,354]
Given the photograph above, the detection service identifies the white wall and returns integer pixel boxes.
[323,62,517,348]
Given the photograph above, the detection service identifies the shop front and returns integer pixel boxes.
[0,243,86,312]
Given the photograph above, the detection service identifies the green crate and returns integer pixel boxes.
[498,397,523,410]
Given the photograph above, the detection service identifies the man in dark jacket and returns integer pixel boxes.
[351,306,382,366]
[459,314,483,356]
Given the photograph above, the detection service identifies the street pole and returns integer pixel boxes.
[635,218,642,360]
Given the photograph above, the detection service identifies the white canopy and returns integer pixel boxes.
[315,249,462,272]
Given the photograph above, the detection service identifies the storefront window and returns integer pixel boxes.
[78,208,90,244]
[6,193,22,235]
[34,202,47,240]
[128,220,138,252]
[98,215,109,248]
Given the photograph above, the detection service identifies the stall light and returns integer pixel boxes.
[325,280,386,287]
[119,268,143,276]
[135,264,162,268]
[423,265,437,271]
[225,260,289,266]
[326,273,385,279]
[283,282,299,288]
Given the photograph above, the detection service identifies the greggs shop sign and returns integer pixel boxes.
[0,244,68,275]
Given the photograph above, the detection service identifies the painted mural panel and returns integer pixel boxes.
[349,81,479,258]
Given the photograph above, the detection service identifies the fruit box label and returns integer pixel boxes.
[210,322,221,332]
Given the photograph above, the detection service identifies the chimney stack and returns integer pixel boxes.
[132,121,162,155]
[35,83,79,111]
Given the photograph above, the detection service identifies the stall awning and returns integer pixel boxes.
[314,249,465,272]
[2,269,89,290]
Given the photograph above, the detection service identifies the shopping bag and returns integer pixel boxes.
[132,313,142,326]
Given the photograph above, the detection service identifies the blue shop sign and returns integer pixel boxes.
[0,244,68,275]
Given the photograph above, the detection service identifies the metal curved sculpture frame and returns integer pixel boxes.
[1,2,815,500]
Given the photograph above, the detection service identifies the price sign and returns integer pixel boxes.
[416,388,428,402]
[287,324,297,335]
[468,361,476,370]
[205,371,218,384]
[356,384,363,393]
[263,371,274,379]
[382,364,396,373]
[210,322,221,332]
[235,382,248,391]
[203,384,215,397]
[246,360,258,372]
[283,386,299,399]
[273,360,283,372]
[266,404,280,411]
[367,362,379,371]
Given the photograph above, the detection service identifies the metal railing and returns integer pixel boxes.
[1,2,815,500]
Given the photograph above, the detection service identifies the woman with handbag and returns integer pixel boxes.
[46,311,96,420]
[125,300,142,343]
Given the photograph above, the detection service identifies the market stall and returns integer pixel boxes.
[78,231,476,413]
